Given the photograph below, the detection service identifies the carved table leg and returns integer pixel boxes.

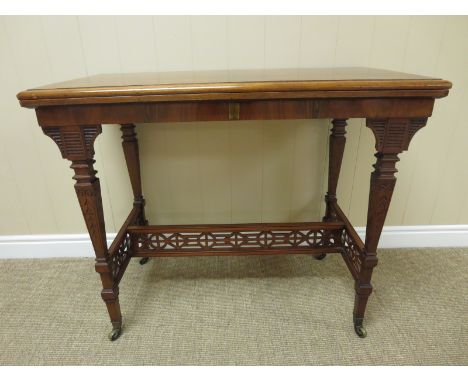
[43,125,123,341]
[316,119,347,260]
[120,124,149,265]
[353,118,428,338]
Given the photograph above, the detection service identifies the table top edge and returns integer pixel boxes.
[17,67,452,108]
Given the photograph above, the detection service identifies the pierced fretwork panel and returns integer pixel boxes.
[341,229,364,276]
[132,227,339,255]
[110,233,132,279]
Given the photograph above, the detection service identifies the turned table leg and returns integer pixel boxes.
[43,125,123,341]
[316,119,347,260]
[352,151,395,337]
[353,118,428,337]
[120,123,149,265]
[121,124,147,225]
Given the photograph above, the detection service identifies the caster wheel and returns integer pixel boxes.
[354,325,367,338]
[313,253,327,260]
[139,257,150,265]
[108,328,122,341]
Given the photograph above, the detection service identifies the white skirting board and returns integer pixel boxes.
[0,225,467,259]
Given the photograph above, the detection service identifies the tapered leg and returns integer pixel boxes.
[353,118,428,337]
[120,124,150,265]
[121,124,147,225]
[353,152,397,337]
[316,119,347,260]
[43,125,123,340]
[324,119,347,221]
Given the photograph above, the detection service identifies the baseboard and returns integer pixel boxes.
[0,225,467,259]
[0,233,116,259]
[354,225,468,249]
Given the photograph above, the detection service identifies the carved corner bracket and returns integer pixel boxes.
[42,125,102,161]
[366,118,427,154]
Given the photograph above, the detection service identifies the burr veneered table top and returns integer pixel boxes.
[17,67,452,108]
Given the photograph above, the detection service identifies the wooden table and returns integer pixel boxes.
[17,68,451,341]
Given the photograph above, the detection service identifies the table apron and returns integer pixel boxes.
[35,97,435,126]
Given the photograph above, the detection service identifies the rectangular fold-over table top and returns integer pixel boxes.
[17,67,452,108]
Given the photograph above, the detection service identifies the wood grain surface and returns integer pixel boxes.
[17,67,452,107]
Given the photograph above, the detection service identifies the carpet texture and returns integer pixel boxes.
[0,248,466,365]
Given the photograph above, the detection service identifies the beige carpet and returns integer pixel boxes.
[0,248,466,365]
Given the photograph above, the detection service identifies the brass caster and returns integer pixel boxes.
[108,327,122,341]
[354,324,367,338]
[313,253,327,260]
[139,257,150,265]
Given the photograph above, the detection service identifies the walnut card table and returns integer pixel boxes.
[17,67,451,341]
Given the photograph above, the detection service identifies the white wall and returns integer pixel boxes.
[0,16,467,238]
